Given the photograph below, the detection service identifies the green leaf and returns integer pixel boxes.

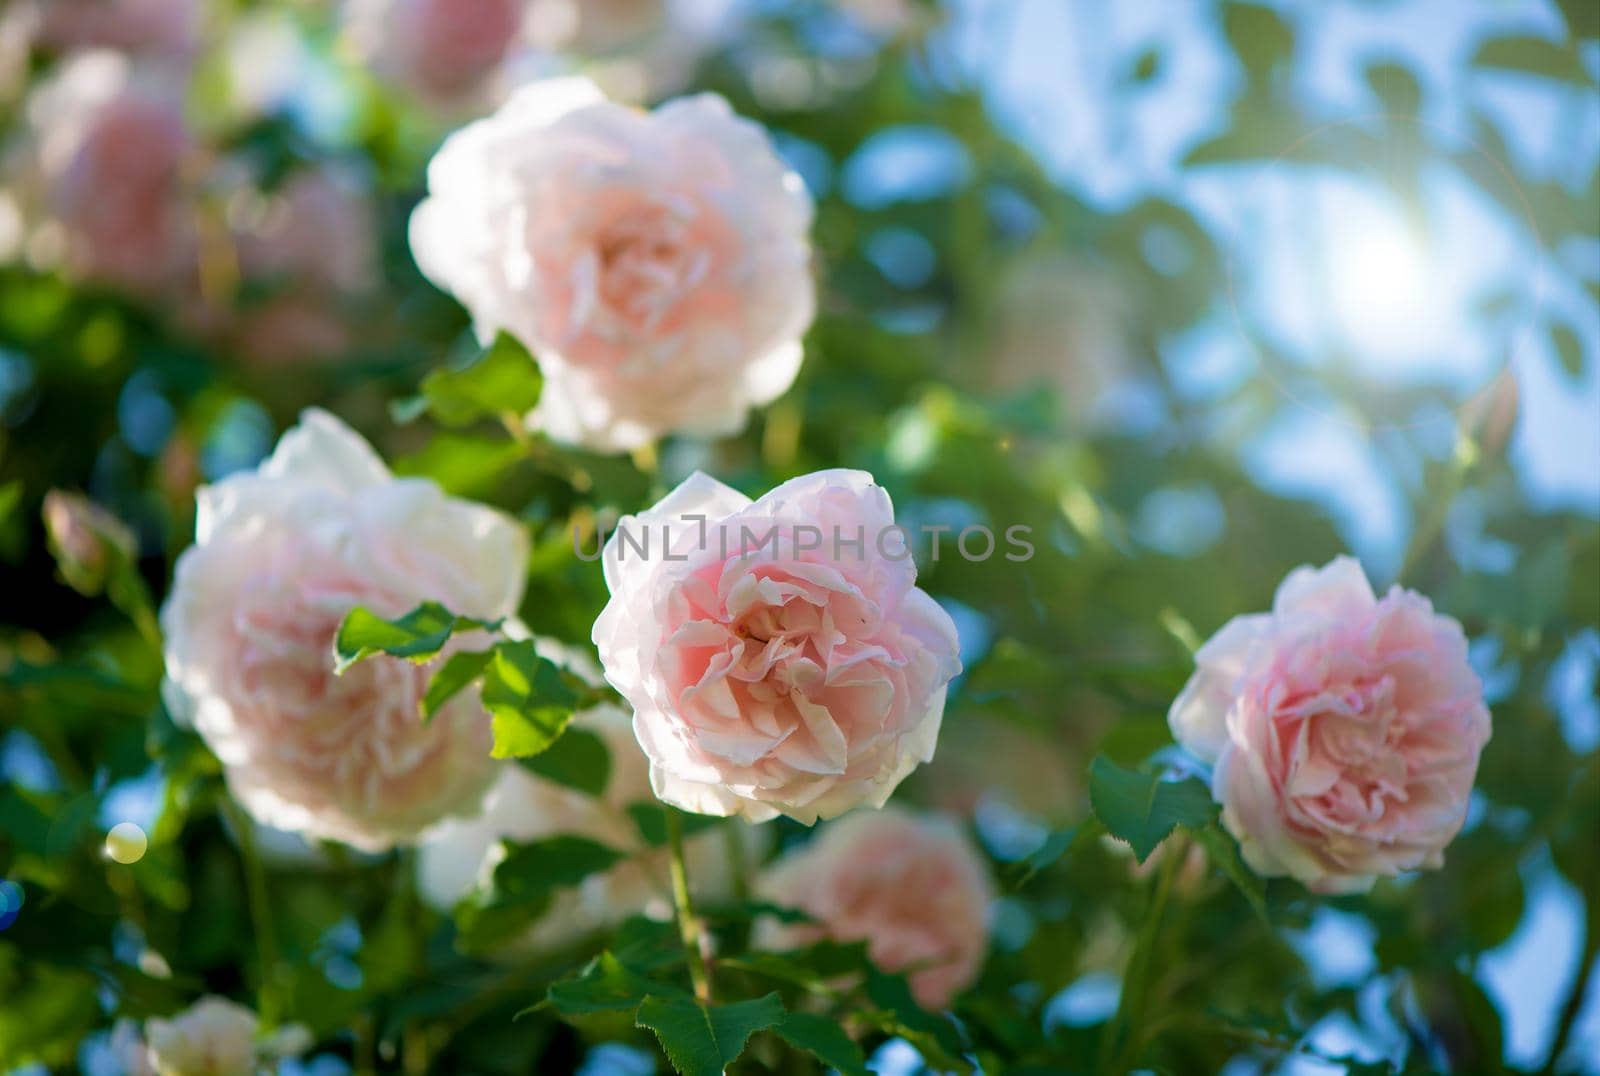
[1193,824,1269,924]
[720,941,871,990]
[518,726,610,796]
[635,993,786,1076]
[1088,755,1218,863]
[421,649,495,719]
[493,835,623,899]
[481,641,581,758]
[1473,34,1593,84]
[772,1011,870,1076]
[1364,60,1422,115]
[392,434,525,498]
[1551,321,1584,381]
[627,804,724,848]
[863,969,968,1069]
[395,331,543,427]
[543,952,687,1016]
[455,835,624,952]
[333,602,496,674]
[1008,819,1104,889]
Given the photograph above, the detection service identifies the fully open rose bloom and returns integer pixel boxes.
[593,469,962,823]
[161,410,527,850]
[1169,556,1492,894]
[409,77,814,451]
[756,807,993,1009]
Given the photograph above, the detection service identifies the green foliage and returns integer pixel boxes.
[1,2,1595,1073]
[393,332,544,428]
[332,601,498,672]
[481,640,583,759]
[1088,755,1218,863]
[454,836,624,951]
[518,725,611,796]
[634,993,786,1076]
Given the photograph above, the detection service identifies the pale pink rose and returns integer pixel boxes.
[161,410,528,851]
[1169,556,1492,894]
[345,0,524,107]
[409,77,814,451]
[592,469,961,823]
[417,685,763,953]
[144,996,258,1076]
[756,807,993,1010]
[27,53,194,294]
[137,996,309,1075]
[33,0,203,59]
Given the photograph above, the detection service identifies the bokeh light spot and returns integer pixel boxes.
[105,822,148,865]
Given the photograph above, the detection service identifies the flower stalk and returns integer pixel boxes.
[665,808,713,1004]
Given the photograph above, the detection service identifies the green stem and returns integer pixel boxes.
[1099,839,1183,1075]
[724,823,750,905]
[665,809,712,1004]
[221,796,282,1024]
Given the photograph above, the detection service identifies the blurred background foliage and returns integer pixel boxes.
[0,0,1597,1073]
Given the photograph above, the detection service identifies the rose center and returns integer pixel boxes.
[593,205,708,333]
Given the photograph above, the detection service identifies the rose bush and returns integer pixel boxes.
[3,3,1592,1074]
[593,469,962,823]
[160,409,527,850]
[409,76,814,451]
[1169,556,1492,893]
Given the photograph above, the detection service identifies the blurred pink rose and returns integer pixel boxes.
[161,410,528,851]
[34,0,202,59]
[137,995,307,1075]
[29,53,194,294]
[410,77,814,451]
[592,469,961,823]
[756,807,993,1009]
[346,0,524,106]
[1169,556,1492,894]
[145,997,258,1076]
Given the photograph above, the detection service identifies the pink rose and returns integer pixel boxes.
[409,77,814,451]
[28,53,194,294]
[33,0,202,59]
[1169,556,1492,894]
[756,807,993,1010]
[161,410,528,851]
[346,0,524,106]
[592,469,962,823]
